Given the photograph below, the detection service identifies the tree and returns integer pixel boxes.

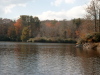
[32,17,40,37]
[86,0,100,32]
[78,19,94,39]
[20,15,40,38]
[7,25,16,41]
[73,18,81,28]
[14,19,23,41]
[34,17,40,28]
[21,26,29,42]
[99,9,100,31]
[20,15,30,26]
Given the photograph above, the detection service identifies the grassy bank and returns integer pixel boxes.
[27,37,76,43]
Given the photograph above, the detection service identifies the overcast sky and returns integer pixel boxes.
[0,0,90,20]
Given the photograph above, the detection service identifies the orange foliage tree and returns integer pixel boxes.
[78,19,94,39]
[14,19,23,41]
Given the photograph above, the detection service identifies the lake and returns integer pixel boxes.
[0,42,100,75]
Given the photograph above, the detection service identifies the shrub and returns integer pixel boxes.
[84,32,100,43]
[28,37,76,43]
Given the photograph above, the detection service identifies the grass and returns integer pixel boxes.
[27,37,76,43]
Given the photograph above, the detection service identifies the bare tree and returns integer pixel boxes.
[86,0,100,32]
[98,7,100,31]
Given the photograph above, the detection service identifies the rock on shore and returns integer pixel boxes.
[83,43,100,50]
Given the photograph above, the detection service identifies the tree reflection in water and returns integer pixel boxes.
[76,47,100,75]
[0,42,100,75]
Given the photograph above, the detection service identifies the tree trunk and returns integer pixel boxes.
[93,1,97,32]
[99,9,100,32]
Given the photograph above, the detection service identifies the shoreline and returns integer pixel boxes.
[83,43,100,50]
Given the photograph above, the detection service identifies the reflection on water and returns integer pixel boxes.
[0,42,100,75]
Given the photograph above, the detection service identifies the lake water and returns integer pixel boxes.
[0,42,100,75]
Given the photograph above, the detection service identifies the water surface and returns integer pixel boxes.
[0,42,100,75]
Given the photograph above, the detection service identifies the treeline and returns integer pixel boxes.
[0,15,40,41]
[0,16,95,42]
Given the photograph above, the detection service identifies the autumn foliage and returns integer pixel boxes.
[14,19,23,36]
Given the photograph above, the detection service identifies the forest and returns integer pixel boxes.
[0,0,100,43]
